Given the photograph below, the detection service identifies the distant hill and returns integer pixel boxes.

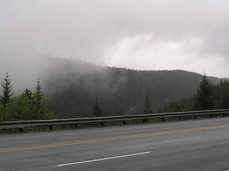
[44,59,222,118]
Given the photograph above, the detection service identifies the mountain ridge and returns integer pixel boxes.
[44,59,223,118]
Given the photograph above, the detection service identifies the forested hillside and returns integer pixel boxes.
[44,59,221,118]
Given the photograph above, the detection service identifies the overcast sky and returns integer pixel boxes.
[1,0,229,80]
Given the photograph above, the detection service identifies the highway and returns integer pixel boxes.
[1,117,229,171]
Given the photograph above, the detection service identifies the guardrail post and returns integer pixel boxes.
[194,115,197,119]
[143,119,148,123]
[100,122,105,126]
[123,121,127,125]
[222,113,227,117]
[49,125,53,130]
[74,124,78,128]
[161,118,165,122]
[19,128,24,132]
[178,116,181,120]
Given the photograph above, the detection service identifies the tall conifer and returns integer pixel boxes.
[144,95,152,114]
[22,89,33,100]
[33,79,45,114]
[194,74,215,110]
[0,72,14,107]
[93,97,102,117]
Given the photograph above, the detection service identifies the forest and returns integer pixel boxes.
[163,75,229,112]
[0,60,229,121]
[45,60,224,118]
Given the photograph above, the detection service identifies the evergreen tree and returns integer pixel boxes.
[215,80,229,109]
[33,79,45,115]
[32,79,55,120]
[144,95,152,114]
[0,104,4,121]
[0,77,54,121]
[93,97,102,117]
[22,89,33,100]
[0,72,14,107]
[194,74,215,110]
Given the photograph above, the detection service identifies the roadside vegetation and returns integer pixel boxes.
[0,73,55,122]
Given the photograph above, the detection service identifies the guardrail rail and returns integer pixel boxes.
[1,109,229,132]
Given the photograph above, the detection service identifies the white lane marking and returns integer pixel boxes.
[57,151,151,167]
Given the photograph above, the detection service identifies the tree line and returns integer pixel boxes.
[47,68,210,118]
[94,74,229,116]
[0,71,228,121]
[0,73,55,121]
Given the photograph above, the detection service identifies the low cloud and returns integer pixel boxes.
[0,0,229,86]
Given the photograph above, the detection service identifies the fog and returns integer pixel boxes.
[0,0,229,91]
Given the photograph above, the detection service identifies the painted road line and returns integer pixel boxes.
[57,151,151,167]
[1,124,229,153]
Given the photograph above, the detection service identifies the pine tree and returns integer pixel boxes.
[33,79,45,114]
[32,79,54,120]
[22,89,33,100]
[93,97,102,117]
[0,72,14,107]
[144,95,152,114]
[215,80,229,109]
[194,74,215,110]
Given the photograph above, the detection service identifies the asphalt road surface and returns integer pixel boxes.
[1,117,229,171]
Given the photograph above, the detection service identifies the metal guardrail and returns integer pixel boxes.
[1,109,229,132]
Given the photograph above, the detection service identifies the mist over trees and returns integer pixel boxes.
[93,97,103,117]
[1,60,228,121]
[44,60,224,118]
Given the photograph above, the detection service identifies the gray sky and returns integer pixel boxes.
[1,0,229,83]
